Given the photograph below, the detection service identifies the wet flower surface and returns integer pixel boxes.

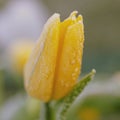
[24,11,84,102]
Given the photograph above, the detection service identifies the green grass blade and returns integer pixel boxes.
[58,69,96,120]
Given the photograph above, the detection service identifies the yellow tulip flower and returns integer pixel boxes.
[24,11,84,102]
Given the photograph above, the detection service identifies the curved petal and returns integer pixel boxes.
[53,17,84,99]
[24,13,60,102]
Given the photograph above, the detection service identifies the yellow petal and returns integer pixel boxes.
[53,14,84,99]
[24,13,60,102]
[24,11,84,102]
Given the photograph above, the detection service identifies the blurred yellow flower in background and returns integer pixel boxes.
[24,11,84,102]
[78,108,100,120]
[9,40,34,75]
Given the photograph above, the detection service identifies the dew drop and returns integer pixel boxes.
[78,20,83,24]
[71,60,76,64]
[65,83,69,87]
[77,58,81,63]
[73,52,76,57]
[71,16,76,21]
[72,73,76,77]
[72,76,76,80]
[61,80,64,86]
[75,68,79,72]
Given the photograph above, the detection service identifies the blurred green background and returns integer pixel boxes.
[0,0,120,120]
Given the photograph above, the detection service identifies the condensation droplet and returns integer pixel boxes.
[71,60,76,64]
[72,76,76,80]
[71,15,76,21]
[77,49,80,54]
[77,58,81,63]
[72,73,76,77]
[65,83,69,87]
[61,80,64,86]
[75,68,79,72]
[73,52,76,57]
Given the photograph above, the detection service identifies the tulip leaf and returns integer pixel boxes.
[58,69,96,120]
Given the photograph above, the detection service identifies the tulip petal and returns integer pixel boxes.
[53,16,84,99]
[24,13,60,102]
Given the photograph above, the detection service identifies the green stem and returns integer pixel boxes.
[40,102,55,120]
[46,103,51,120]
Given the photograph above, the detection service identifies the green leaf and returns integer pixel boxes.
[58,69,96,120]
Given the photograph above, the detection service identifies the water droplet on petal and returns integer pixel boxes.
[71,60,75,64]
[72,76,76,80]
[61,80,65,86]
[73,52,76,57]
[65,83,69,87]
[72,73,76,77]
[78,58,81,63]
[75,68,79,72]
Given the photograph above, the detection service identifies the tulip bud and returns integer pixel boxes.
[24,11,84,102]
